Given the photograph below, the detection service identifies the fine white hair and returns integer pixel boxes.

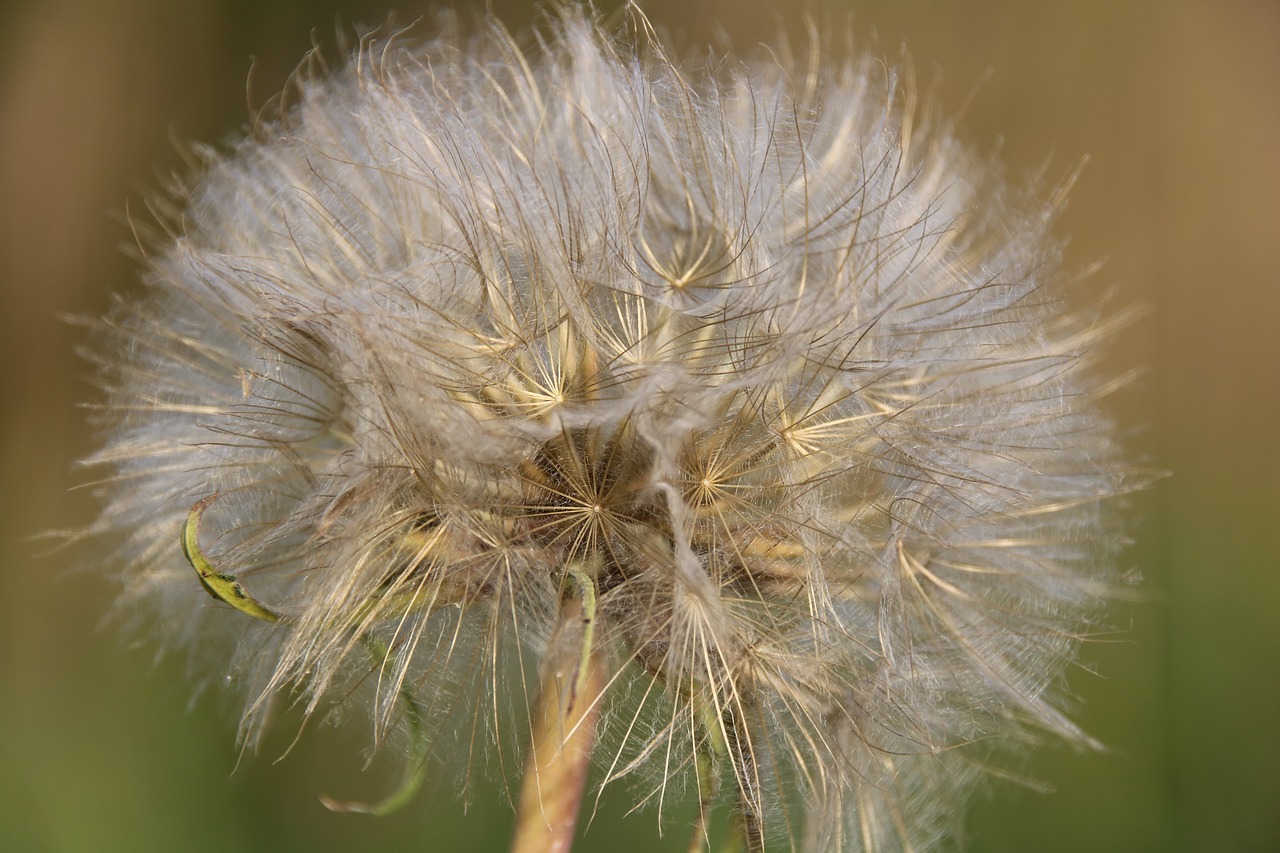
[86,5,1130,850]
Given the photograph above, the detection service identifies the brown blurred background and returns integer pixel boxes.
[2,1,1276,850]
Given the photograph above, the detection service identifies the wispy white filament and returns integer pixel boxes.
[86,5,1129,850]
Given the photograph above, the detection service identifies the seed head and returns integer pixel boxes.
[85,5,1130,850]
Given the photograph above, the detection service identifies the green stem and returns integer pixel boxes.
[509,571,604,853]
[687,689,726,853]
[724,706,765,853]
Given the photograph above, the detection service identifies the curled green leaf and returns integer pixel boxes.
[319,636,430,816]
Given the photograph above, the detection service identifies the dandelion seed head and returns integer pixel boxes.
[85,5,1130,850]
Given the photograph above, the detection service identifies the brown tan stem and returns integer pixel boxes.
[509,595,605,853]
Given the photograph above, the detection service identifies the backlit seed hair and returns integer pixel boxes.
[84,4,1131,850]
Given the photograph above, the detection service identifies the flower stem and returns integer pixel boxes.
[509,583,604,853]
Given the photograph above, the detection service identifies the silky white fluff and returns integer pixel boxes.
[85,5,1128,850]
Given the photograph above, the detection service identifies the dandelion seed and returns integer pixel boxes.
[83,4,1133,850]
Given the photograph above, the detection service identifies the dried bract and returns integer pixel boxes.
[85,5,1129,850]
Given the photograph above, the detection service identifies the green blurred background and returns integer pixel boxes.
[2,0,1276,850]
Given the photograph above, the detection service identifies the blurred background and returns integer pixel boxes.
[1,0,1276,850]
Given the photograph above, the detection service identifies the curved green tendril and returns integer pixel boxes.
[181,495,280,623]
[319,636,431,816]
[180,495,430,815]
